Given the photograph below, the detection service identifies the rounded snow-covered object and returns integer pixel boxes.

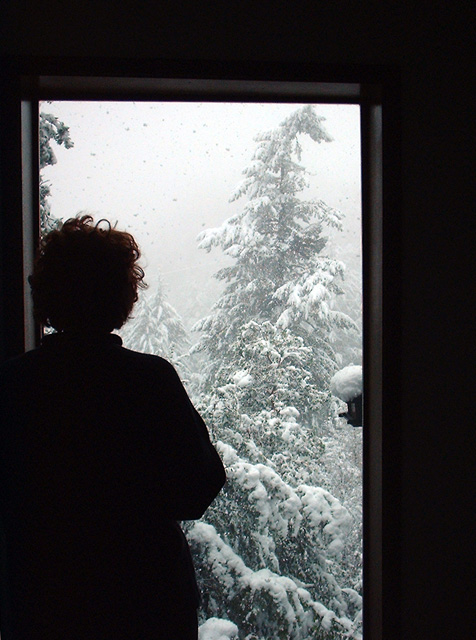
[330,364,363,402]
[198,617,239,640]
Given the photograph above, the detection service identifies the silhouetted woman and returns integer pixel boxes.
[0,216,226,639]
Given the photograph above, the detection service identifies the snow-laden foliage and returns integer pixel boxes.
[185,444,361,640]
[193,105,357,390]
[196,320,328,485]
[189,106,362,638]
[330,366,363,402]
[120,282,190,376]
[39,106,74,233]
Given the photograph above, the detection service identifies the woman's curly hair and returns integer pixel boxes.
[29,215,146,332]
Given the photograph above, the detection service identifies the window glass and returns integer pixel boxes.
[40,101,363,639]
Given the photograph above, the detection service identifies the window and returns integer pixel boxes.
[41,99,363,638]
[0,62,401,639]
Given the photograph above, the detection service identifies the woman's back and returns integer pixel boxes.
[0,331,225,639]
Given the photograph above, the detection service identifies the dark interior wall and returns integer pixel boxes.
[1,2,473,638]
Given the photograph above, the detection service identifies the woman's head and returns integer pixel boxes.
[29,215,146,332]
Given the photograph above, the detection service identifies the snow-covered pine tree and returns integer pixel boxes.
[120,292,157,353]
[39,107,74,233]
[121,281,190,377]
[194,104,355,401]
[188,106,362,639]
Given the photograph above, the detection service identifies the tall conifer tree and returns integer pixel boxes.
[194,105,355,397]
[189,106,362,639]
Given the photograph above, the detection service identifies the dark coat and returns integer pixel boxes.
[0,332,226,639]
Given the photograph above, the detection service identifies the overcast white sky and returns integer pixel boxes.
[41,101,361,322]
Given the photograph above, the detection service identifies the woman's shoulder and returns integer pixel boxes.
[113,344,184,387]
[117,344,176,371]
[0,347,42,378]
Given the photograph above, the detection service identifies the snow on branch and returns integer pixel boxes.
[188,521,356,637]
[217,441,352,551]
[217,441,303,538]
[298,484,353,557]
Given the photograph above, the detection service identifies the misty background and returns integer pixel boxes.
[41,101,361,330]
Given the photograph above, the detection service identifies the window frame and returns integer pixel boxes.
[0,57,401,640]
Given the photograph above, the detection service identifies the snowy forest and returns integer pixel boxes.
[40,103,363,639]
